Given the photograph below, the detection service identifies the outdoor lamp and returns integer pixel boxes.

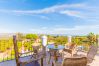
[42,35,47,46]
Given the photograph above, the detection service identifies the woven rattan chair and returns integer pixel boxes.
[32,46,40,59]
[48,49,56,63]
[87,45,98,63]
[62,43,76,58]
[62,57,87,66]
[54,57,87,66]
[54,45,98,66]
[13,36,43,66]
[74,45,98,64]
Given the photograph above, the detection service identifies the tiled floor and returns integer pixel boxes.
[0,53,54,66]
[0,52,99,66]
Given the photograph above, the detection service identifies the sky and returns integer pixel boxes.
[0,0,99,35]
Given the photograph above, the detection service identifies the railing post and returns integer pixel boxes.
[41,57,43,66]
[13,35,20,66]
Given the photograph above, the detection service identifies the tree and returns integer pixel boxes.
[25,34,38,40]
[54,36,68,45]
[72,37,79,45]
[47,35,54,42]
[16,32,25,41]
[87,32,96,45]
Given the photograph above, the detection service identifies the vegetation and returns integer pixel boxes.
[0,38,13,52]
[47,35,68,45]
[54,36,68,45]
[87,32,97,45]
[25,34,38,40]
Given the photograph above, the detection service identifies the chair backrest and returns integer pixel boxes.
[87,45,98,63]
[62,57,87,66]
[32,46,40,53]
[69,43,76,50]
[13,36,42,66]
[63,48,72,54]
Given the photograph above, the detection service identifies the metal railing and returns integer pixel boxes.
[0,37,33,62]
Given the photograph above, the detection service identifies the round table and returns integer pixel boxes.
[47,44,65,62]
[47,44,65,50]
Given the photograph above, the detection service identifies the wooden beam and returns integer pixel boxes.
[52,62,54,66]
[41,58,43,66]
[13,35,20,66]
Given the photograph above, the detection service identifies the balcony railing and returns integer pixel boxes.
[0,37,33,62]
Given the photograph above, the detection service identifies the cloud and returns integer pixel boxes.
[17,3,86,14]
[60,10,85,18]
[30,25,99,35]
[0,3,86,14]
[1,3,98,19]
[0,3,88,19]
[0,3,99,20]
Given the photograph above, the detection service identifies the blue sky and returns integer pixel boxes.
[0,0,99,35]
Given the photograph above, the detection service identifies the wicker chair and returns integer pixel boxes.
[87,45,98,63]
[13,35,43,66]
[74,45,98,64]
[32,46,40,59]
[54,45,98,66]
[54,57,87,66]
[48,49,57,63]
[33,46,40,53]
[62,57,87,66]
[62,43,76,58]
